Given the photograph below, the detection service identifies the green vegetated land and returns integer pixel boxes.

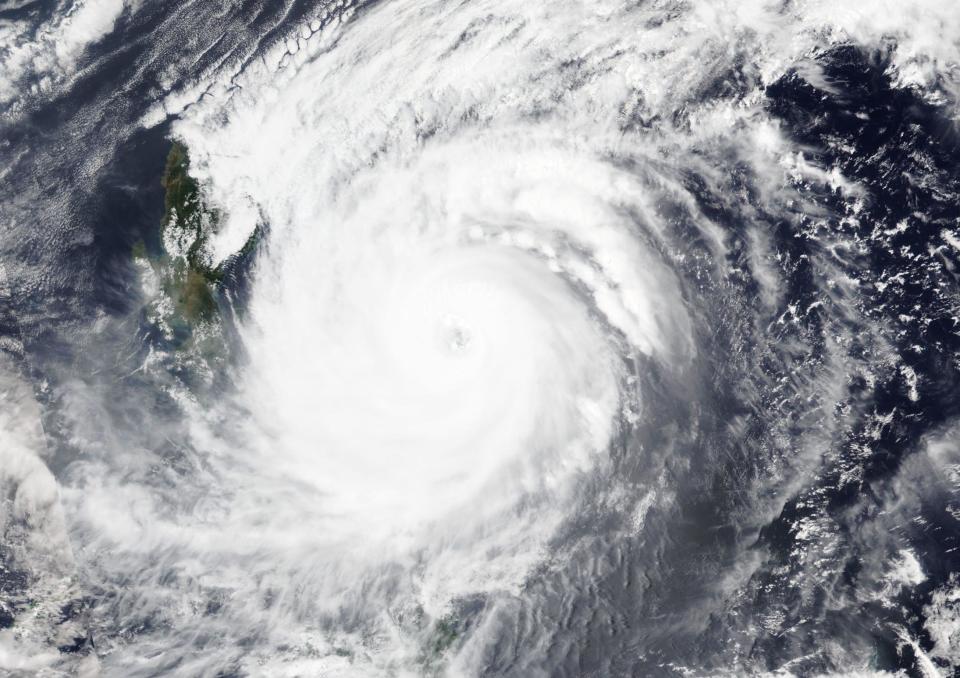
[159,141,223,322]
[130,141,231,340]
[132,140,267,371]
[419,612,463,674]
[126,140,232,372]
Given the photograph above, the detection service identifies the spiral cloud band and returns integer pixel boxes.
[238,136,688,534]
[4,0,960,674]
[175,0,698,554]
[135,0,707,668]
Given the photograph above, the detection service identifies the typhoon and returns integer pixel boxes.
[2,0,960,676]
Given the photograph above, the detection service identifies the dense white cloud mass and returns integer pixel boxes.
[0,348,96,675]
[77,3,702,670]
[167,0,714,608]
[79,0,960,674]
[5,0,960,674]
[236,133,691,530]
